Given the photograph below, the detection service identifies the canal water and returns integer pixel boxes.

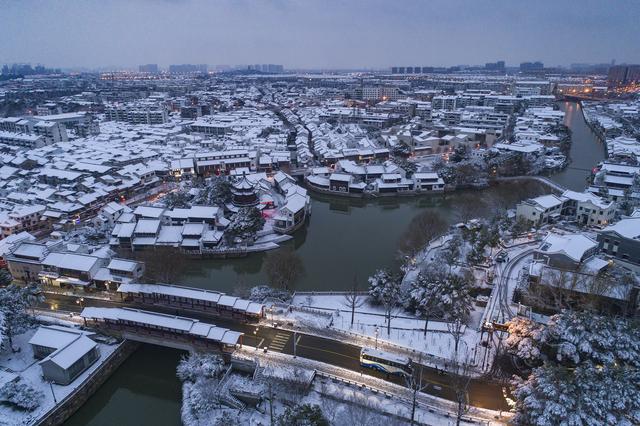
[67,101,603,425]
[178,182,548,293]
[65,345,185,426]
[548,101,606,191]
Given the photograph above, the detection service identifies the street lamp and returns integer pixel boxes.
[48,381,57,404]
[75,297,85,309]
[375,326,379,349]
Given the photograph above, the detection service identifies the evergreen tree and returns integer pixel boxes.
[278,403,329,426]
[0,284,39,351]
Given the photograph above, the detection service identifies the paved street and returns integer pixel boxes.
[41,292,510,411]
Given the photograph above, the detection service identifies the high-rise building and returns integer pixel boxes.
[247,64,284,73]
[485,61,505,72]
[520,61,544,72]
[607,64,640,87]
[168,64,207,74]
[138,64,159,73]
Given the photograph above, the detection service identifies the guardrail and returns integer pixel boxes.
[313,370,491,425]
[36,341,136,426]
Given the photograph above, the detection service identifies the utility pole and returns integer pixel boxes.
[293,331,297,358]
[410,353,423,426]
[269,382,274,426]
[49,381,57,404]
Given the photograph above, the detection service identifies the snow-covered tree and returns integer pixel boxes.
[162,191,192,209]
[407,272,473,322]
[0,379,44,411]
[278,403,329,426]
[438,233,463,272]
[225,207,265,244]
[0,269,12,287]
[249,285,291,303]
[512,362,640,426]
[194,176,232,206]
[368,269,401,335]
[0,284,39,352]
[176,352,225,383]
[544,311,640,367]
[505,317,545,365]
[395,158,418,178]
[509,311,640,425]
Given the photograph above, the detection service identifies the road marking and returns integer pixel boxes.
[269,332,290,352]
[295,344,360,361]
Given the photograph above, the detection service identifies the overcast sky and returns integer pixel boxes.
[1,0,639,70]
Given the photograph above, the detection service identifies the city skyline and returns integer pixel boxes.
[1,0,639,70]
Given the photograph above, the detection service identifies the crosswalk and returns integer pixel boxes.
[269,332,290,352]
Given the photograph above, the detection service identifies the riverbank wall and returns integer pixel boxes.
[304,181,450,199]
[36,340,140,426]
[573,100,608,157]
[493,176,566,194]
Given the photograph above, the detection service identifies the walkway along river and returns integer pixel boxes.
[67,101,604,425]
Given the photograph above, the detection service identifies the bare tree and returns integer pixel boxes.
[450,349,473,426]
[447,317,466,355]
[264,248,305,291]
[397,211,447,260]
[343,275,365,327]
[408,353,427,425]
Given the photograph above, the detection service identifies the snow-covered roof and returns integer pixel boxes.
[117,283,264,314]
[600,218,640,240]
[537,232,597,262]
[107,258,139,273]
[134,219,161,234]
[29,325,93,349]
[530,194,564,209]
[561,190,613,210]
[42,252,100,272]
[80,307,243,345]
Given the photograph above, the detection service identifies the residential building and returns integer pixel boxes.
[598,218,640,264]
[516,194,565,226]
[29,325,100,385]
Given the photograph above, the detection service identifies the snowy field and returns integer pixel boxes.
[0,325,119,426]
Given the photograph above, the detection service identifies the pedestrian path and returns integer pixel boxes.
[269,332,290,352]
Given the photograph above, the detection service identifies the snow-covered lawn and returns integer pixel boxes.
[0,326,119,426]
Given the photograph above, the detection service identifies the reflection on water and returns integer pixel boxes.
[179,181,548,293]
[64,101,606,426]
[549,101,605,191]
[65,345,185,426]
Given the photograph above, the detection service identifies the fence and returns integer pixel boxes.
[313,370,492,426]
[36,340,138,426]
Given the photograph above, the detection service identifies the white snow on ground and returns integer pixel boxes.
[272,294,487,372]
[233,346,509,425]
[0,326,119,426]
[181,345,508,426]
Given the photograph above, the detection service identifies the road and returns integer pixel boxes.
[41,293,510,411]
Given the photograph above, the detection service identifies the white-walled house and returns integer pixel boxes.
[516,194,565,226]
[561,190,615,227]
[29,325,100,385]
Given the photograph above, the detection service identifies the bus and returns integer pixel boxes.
[359,348,412,377]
